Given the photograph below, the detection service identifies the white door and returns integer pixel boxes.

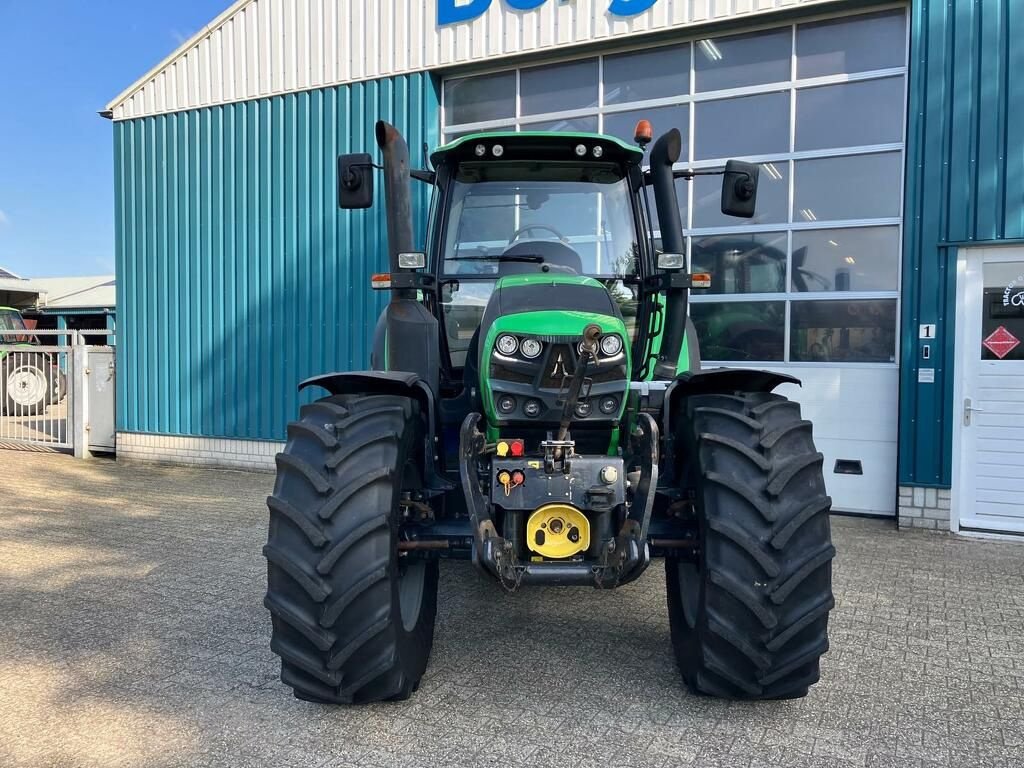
[953,247,1024,535]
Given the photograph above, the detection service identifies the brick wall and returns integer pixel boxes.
[117,432,280,471]
[898,486,951,531]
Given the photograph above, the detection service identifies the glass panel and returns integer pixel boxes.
[603,104,688,147]
[691,301,786,361]
[442,280,496,368]
[790,299,897,362]
[691,232,788,294]
[520,115,599,133]
[796,78,905,151]
[791,227,900,292]
[793,152,902,222]
[798,10,907,79]
[695,92,789,160]
[981,262,1024,361]
[444,72,516,126]
[694,28,791,92]
[693,161,788,227]
[603,44,690,104]
[521,58,599,116]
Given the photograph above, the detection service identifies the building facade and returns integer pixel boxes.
[106,0,1024,536]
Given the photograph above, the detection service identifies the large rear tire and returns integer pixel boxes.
[666,391,834,699]
[1,354,50,415]
[264,394,438,704]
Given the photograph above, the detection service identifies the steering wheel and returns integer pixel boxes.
[509,224,568,244]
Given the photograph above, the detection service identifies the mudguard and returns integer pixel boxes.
[660,368,801,484]
[299,371,451,493]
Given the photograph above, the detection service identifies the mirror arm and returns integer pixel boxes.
[410,169,436,184]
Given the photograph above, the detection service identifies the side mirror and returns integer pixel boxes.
[337,152,374,209]
[721,160,759,219]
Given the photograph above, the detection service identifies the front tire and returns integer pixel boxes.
[666,391,834,699]
[264,394,438,704]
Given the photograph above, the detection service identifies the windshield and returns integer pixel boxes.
[440,163,642,368]
[0,310,31,343]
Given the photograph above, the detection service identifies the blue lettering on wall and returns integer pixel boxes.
[437,0,492,26]
[438,0,660,26]
[607,0,658,15]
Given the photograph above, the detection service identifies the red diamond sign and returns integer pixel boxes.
[983,326,1020,359]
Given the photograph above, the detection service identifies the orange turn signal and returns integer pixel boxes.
[370,273,391,289]
[691,272,712,289]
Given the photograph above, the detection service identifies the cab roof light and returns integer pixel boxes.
[634,119,653,148]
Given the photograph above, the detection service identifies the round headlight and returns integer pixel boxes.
[523,399,542,418]
[575,144,588,157]
[492,144,504,157]
[520,338,542,359]
[599,334,623,357]
[474,144,487,157]
[599,396,619,415]
[575,400,592,418]
[592,145,604,158]
[496,334,518,356]
[497,395,517,414]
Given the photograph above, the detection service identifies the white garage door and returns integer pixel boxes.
[442,7,909,516]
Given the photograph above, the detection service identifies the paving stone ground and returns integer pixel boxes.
[1,450,1023,767]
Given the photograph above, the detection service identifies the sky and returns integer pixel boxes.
[0,0,231,278]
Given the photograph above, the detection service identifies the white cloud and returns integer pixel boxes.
[170,28,192,46]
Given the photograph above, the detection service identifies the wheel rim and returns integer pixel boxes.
[398,560,426,632]
[8,366,47,407]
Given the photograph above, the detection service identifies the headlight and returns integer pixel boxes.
[520,338,542,359]
[497,395,517,414]
[599,396,619,414]
[575,400,592,417]
[599,334,623,357]
[524,399,542,418]
[496,334,518,356]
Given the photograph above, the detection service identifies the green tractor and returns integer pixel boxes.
[264,121,834,704]
[0,306,66,414]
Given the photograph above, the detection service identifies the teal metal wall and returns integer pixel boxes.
[114,73,440,440]
[900,0,1024,485]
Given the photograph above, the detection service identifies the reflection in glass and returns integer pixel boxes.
[790,299,896,362]
[603,44,690,104]
[442,280,496,368]
[693,161,789,228]
[521,58,599,116]
[520,116,599,133]
[444,72,516,126]
[695,28,791,92]
[796,78,905,151]
[691,301,786,361]
[691,232,787,294]
[695,92,789,160]
[791,227,900,292]
[604,104,689,147]
[797,10,907,79]
[793,153,902,222]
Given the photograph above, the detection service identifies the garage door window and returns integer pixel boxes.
[441,7,908,365]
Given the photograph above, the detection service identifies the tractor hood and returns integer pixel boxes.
[476,274,630,429]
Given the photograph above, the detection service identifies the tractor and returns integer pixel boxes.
[264,121,835,704]
[0,306,66,414]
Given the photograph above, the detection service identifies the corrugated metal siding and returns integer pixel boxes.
[114,73,439,440]
[108,0,845,120]
[898,0,1024,485]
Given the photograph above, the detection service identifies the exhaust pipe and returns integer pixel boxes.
[649,129,688,380]
[375,120,416,300]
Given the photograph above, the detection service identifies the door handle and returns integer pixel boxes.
[963,398,985,426]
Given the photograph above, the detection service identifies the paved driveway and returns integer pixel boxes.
[0,451,1023,768]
